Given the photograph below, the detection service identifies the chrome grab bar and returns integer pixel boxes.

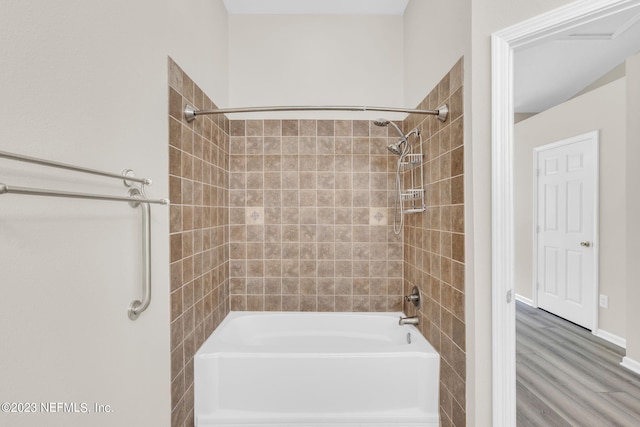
[0,150,169,320]
[128,188,151,320]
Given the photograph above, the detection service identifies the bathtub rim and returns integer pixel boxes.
[195,311,438,356]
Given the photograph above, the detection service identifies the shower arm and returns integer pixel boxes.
[405,128,421,138]
[184,104,449,123]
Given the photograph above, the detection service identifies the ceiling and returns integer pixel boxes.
[223,0,409,15]
[515,6,640,113]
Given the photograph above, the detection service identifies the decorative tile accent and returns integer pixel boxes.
[246,207,264,225]
[369,207,388,226]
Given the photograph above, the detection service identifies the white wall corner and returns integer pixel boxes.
[621,356,640,376]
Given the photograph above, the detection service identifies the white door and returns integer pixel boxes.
[535,131,598,330]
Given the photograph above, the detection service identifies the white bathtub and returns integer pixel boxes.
[194,311,440,427]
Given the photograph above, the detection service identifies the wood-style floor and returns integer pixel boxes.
[516,301,640,426]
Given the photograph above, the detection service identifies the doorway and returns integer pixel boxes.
[491,1,640,425]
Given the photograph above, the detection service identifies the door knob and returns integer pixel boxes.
[580,241,591,247]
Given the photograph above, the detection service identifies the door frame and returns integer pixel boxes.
[532,131,600,332]
[491,0,640,425]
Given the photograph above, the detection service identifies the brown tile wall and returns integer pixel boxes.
[168,57,230,427]
[167,54,464,426]
[402,57,465,427]
[228,119,404,312]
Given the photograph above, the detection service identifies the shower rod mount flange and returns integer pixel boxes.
[436,104,449,122]
[184,104,197,122]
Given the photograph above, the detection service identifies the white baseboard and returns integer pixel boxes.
[621,357,640,376]
[593,329,626,348]
[515,294,533,306]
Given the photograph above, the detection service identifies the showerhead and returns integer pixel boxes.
[373,118,409,156]
[387,140,405,156]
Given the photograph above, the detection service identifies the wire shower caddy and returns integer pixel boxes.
[398,135,425,215]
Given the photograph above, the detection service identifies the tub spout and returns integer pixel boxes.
[399,316,419,326]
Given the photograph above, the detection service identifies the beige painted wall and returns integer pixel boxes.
[0,1,230,426]
[167,0,229,107]
[469,0,576,425]
[228,14,404,120]
[514,79,627,339]
[0,1,170,425]
[403,0,471,109]
[625,52,640,364]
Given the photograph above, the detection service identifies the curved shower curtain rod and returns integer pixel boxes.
[184,103,449,123]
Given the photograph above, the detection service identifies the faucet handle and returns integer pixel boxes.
[404,286,421,308]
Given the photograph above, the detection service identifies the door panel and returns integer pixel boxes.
[536,132,598,330]
[545,184,559,231]
[544,246,559,295]
[566,180,583,233]
[566,250,583,303]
